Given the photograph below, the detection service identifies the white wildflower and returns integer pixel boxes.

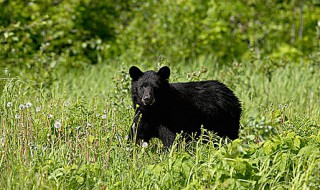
[36,107,41,112]
[54,120,61,129]
[47,114,53,119]
[15,114,21,119]
[25,102,32,108]
[19,104,25,110]
[141,142,148,148]
[63,101,70,107]
[7,102,12,107]
[265,129,269,133]
[267,126,272,130]
[102,114,107,119]
[104,110,107,114]
[96,114,101,118]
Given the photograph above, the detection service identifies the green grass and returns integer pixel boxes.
[0,59,319,189]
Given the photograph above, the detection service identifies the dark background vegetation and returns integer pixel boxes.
[1,0,319,84]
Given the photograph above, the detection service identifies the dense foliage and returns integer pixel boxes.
[1,1,319,81]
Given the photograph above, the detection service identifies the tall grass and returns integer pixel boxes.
[0,59,319,189]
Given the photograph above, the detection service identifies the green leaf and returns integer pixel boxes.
[298,146,320,157]
[293,137,301,150]
[89,135,95,143]
[279,153,289,173]
[263,141,275,154]
[76,175,84,184]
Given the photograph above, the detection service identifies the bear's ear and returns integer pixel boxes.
[157,66,170,80]
[129,66,143,81]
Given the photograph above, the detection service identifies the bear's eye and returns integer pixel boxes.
[140,83,147,89]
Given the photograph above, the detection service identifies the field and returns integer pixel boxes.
[1,1,320,189]
[1,59,319,189]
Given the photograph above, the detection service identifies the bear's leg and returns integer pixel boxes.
[129,116,160,145]
[214,122,240,140]
[158,125,176,148]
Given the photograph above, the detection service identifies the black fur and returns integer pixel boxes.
[128,66,242,147]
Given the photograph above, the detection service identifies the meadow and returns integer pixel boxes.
[1,58,319,189]
[1,1,319,189]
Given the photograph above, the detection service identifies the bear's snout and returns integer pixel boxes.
[142,86,155,105]
[142,96,155,106]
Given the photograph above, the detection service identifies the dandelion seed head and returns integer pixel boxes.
[25,102,32,108]
[15,114,20,119]
[54,120,61,129]
[63,101,70,107]
[7,102,12,107]
[142,142,148,148]
[19,104,25,110]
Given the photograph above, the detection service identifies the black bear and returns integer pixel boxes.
[128,66,242,147]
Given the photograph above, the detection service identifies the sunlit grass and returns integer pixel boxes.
[0,59,319,189]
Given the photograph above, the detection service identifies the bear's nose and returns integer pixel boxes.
[142,96,154,105]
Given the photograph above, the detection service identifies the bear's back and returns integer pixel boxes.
[170,80,239,107]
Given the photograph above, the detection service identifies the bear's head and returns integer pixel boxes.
[129,66,170,107]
